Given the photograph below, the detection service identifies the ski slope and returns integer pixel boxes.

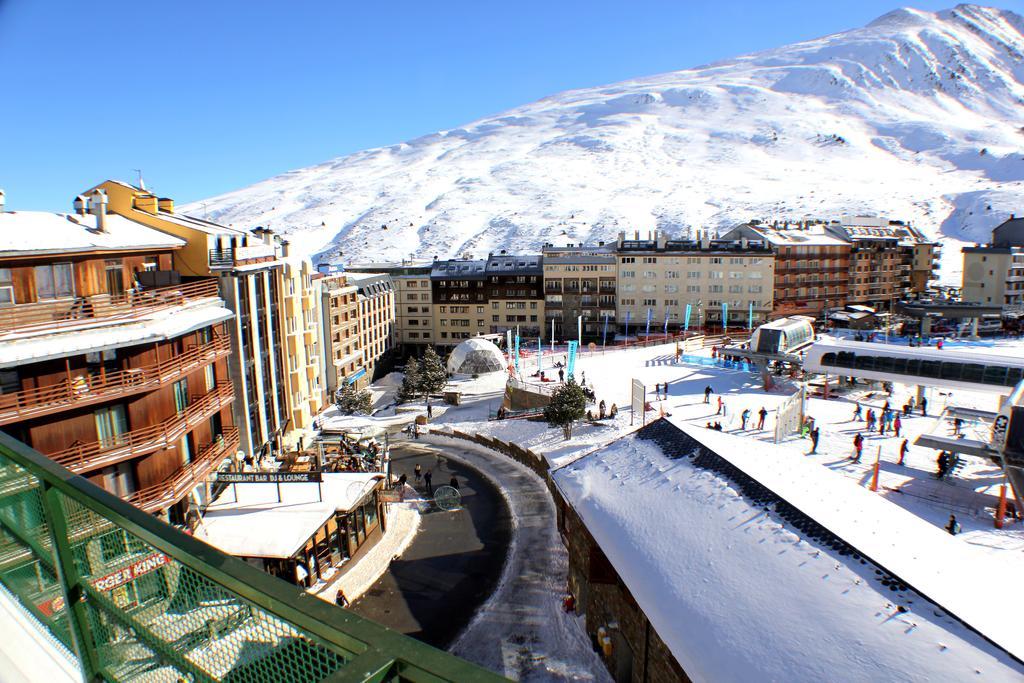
[186,5,1024,284]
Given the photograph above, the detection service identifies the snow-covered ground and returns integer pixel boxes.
[186,6,1024,282]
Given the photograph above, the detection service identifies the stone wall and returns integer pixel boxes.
[559,496,691,683]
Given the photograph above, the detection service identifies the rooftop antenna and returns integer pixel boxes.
[134,169,146,191]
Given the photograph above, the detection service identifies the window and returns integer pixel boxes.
[622,271,635,278]
[0,268,13,306]
[687,271,701,279]
[665,285,679,293]
[621,257,635,264]
[666,271,680,279]
[35,263,74,299]
[95,405,128,448]
[643,257,657,264]
[710,257,722,264]
[729,271,743,279]
[643,271,657,279]
[686,285,701,293]
[643,298,657,306]
[709,272,723,280]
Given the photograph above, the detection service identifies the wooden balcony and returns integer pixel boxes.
[0,335,231,426]
[125,427,239,513]
[0,278,221,336]
[48,383,235,474]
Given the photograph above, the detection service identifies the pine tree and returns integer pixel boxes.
[544,379,587,440]
[336,382,373,415]
[417,346,448,409]
[398,357,420,403]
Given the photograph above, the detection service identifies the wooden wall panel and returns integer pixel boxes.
[135,446,181,490]
[27,410,96,455]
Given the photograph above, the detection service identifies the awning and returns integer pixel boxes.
[346,367,367,384]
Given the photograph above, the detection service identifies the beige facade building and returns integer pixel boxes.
[279,253,326,447]
[615,231,775,334]
[318,271,395,393]
[962,216,1024,310]
[347,261,433,349]
[542,243,617,342]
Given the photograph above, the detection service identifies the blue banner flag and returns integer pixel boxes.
[514,334,520,371]
[625,310,631,340]
[663,310,670,335]
[567,341,578,380]
[602,313,609,347]
[645,308,653,338]
[722,302,728,331]
[684,304,691,332]
[748,301,754,331]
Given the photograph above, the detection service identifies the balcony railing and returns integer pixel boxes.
[0,335,231,426]
[0,279,221,336]
[208,244,277,270]
[49,384,235,474]
[125,427,239,513]
[0,432,503,682]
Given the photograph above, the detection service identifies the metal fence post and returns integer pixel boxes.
[39,481,103,681]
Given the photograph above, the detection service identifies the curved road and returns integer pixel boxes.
[350,441,513,648]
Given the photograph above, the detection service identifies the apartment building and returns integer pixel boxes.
[0,191,237,523]
[542,243,617,342]
[430,258,489,350]
[90,180,295,462]
[721,223,851,318]
[318,272,395,393]
[825,217,917,309]
[962,216,1024,310]
[615,231,775,334]
[485,253,544,339]
[279,251,326,448]
[347,260,433,351]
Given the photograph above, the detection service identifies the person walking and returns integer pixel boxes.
[424,470,433,496]
[953,417,963,436]
[427,404,433,419]
[449,475,459,491]
[717,396,723,415]
[866,409,875,432]
[704,385,713,404]
[741,409,750,430]
[414,463,422,483]
[945,514,960,535]
[810,426,820,454]
[879,411,886,436]
[894,414,902,438]
[898,438,909,465]
[852,402,862,421]
[758,406,768,430]
[920,397,928,416]
[852,433,864,462]
[558,368,564,383]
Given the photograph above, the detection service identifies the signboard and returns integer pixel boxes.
[214,471,323,484]
[631,378,645,426]
[378,489,403,503]
[38,553,170,616]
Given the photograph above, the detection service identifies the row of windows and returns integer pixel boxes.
[820,352,1024,387]
[620,270,763,280]
[620,256,764,265]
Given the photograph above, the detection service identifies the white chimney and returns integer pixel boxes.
[0,189,5,213]
[89,189,108,232]
[73,195,87,215]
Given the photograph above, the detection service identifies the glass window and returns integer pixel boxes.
[961,363,984,383]
[94,405,128,448]
[919,360,941,378]
[939,362,962,381]
[35,263,74,299]
[983,365,1008,386]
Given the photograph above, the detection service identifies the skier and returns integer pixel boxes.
[717,396,723,415]
[704,385,713,404]
[945,514,961,536]
[894,414,902,438]
[414,463,422,482]
[758,406,768,430]
[810,427,820,454]
[424,470,433,496]
[741,409,750,430]
[898,438,909,465]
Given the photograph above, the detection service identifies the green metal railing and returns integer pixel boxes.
[0,431,506,682]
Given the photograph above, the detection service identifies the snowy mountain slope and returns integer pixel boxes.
[184,5,1024,283]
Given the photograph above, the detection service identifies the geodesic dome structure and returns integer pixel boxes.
[446,337,506,375]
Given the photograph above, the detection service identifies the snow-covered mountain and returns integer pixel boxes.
[185,4,1024,282]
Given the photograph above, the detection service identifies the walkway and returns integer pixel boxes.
[349,442,513,649]
[420,435,611,682]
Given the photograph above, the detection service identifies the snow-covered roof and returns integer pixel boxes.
[197,472,384,559]
[552,419,1024,681]
[0,211,185,257]
[0,302,233,368]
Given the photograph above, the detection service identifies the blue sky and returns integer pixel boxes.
[2,1,1021,211]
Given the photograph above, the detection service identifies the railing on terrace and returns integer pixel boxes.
[0,431,504,682]
[0,279,222,336]
[49,384,235,474]
[0,335,231,427]
[125,427,240,513]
